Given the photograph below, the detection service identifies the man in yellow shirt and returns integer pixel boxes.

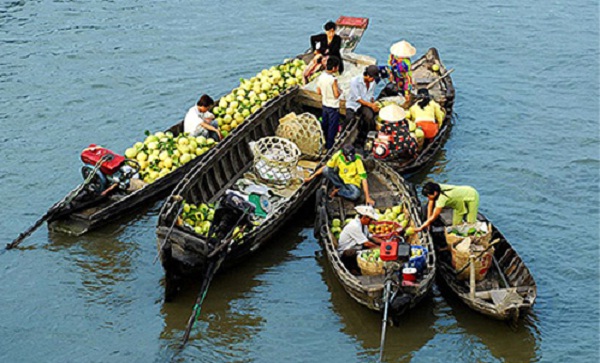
[305,145,375,205]
[415,181,480,232]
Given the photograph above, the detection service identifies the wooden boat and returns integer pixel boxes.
[430,209,537,321]
[313,159,436,324]
[376,47,455,175]
[156,86,360,299]
[42,16,370,237]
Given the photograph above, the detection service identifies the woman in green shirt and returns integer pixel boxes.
[415,182,480,232]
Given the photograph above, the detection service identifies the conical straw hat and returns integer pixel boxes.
[379,104,406,123]
[390,40,416,58]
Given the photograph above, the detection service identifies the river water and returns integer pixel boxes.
[1,1,598,362]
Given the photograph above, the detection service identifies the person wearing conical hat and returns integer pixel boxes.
[383,40,417,100]
[373,104,418,160]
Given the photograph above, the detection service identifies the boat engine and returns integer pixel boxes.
[207,190,256,247]
[372,132,392,160]
[380,236,413,325]
[80,144,140,194]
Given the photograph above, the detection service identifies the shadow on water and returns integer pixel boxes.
[437,280,541,363]
[316,254,438,363]
[157,203,315,362]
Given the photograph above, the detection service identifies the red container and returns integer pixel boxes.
[380,241,398,261]
[81,144,125,175]
[402,267,417,282]
[336,16,369,29]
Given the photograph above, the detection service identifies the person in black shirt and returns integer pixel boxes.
[304,21,344,83]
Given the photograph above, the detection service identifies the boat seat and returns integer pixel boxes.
[356,274,385,289]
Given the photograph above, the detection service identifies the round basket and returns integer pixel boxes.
[276,112,325,159]
[252,136,301,186]
[356,251,384,276]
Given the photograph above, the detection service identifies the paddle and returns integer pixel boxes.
[6,154,112,250]
[179,209,250,349]
[426,68,454,90]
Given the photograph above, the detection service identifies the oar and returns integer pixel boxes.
[426,68,454,90]
[378,277,393,362]
[179,209,249,349]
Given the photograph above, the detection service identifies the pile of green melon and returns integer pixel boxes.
[124,132,216,184]
[213,59,306,137]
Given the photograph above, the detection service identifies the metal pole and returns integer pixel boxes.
[378,278,392,362]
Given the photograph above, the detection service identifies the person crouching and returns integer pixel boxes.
[304,144,375,206]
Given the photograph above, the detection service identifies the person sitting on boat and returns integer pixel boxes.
[346,65,381,148]
[408,89,445,140]
[373,104,418,160]
[183,94,222,140]
[337,205,386,275]
[379,40,417,101]
[304,144,375,205]
[415,182,480,232]
[303,21,343,83]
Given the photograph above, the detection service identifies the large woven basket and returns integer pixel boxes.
[252,136,301,186]
[356,251,384,276]
[276,112,325,159]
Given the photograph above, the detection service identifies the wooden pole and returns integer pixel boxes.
[426,68,455,90]
[469,254,476,300]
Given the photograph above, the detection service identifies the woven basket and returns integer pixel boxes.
[252,136,301,186]
[276,112,325,159]
[357,251,384,276]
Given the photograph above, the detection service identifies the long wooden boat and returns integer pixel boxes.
[156,87,360,299]
[44,17,369,237]
[314,159,435,324]
[430,209,537,321]
[375,48,456,175]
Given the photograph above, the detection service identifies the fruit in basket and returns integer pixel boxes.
[432,64,440,72]
[392,206,402,215]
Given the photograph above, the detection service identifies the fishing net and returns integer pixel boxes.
[252,136,301,186]
[276,112,325,159]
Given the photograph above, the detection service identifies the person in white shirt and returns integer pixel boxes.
[346,65,381,148]
[316,56,342,149]
[337,205,385,275]
[183,94,222,140]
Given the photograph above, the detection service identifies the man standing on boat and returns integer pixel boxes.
[183,94,222,140]
[304,144,375,205]
[316,56,342,150]
[346,65,381,149]
[337,205,385,275]
[415,182,480,232]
